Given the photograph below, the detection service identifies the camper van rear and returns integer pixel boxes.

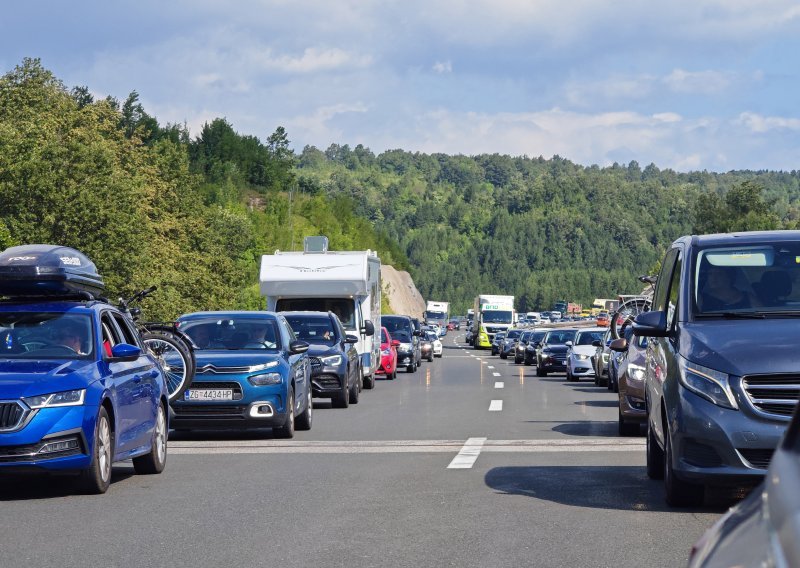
[260,241,381,388]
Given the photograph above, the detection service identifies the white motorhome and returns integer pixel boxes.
[424,301,449,328]
[259,236,381,388]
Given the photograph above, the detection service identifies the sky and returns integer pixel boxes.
[3,0,800,172]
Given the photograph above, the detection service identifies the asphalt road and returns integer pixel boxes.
[0,332,735,568]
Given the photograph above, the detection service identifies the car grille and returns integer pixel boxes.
[186,381,244,400]
[0,402,25,431]
[172,405,248,418]
[309,357,322,374]
[738,448,774,469]
[196,364,252,375]
[741,374,800,418]
[312,374,342,390]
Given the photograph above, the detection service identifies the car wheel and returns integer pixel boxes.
[428,354,433,362]
[618,409,639,437]
[296,387,313,430]
[275,388,295,438]
[133,403,168,474]
[333,378,350,408]
[536,367,545,377]
[524,358,531,366]
[348,375,360,404]
[664,427,704,507]
[594,373,599,386]
[646,422,665,480]
[565,369,573,382]
[79,406,113,494]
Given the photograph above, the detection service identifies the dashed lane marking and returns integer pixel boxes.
[489,400,503,411]
[494,381,504,388]
[447,437,487,469]
[492,372,501,377]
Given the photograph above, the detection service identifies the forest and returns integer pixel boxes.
[1,59,798,317]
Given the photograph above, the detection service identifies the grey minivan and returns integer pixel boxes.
[634,231,800,506]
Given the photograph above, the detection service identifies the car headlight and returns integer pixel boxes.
[678,357,738,410]
[602,353,609,363]
[23,389,85,409]
[575,354,590,360]
[320,354,342,366]
[248,372,283,386]
[399,343,412,351]
[627,363,645,382]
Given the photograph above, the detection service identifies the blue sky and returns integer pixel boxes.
[3,0,800,171]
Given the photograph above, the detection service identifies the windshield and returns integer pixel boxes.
[544,330,577,345]
[575,330,604,345]
[483,310,513,324]
[530,331,546,343]
[382,316,412,335]
[505,330,522,339]
[284,314,336,345]
[392,330,411,343]
[0,312,94,359]
[425,331,438,341]
[694,243,800,315]
[181,317,281,351]
[426,311,446,320]
[381,329,389,343]
[276,298,355,329]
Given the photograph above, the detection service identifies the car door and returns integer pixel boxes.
[280,317,308,413]
[646,247,682,446]
[338,317,358,388]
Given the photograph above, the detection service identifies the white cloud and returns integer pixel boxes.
[663,69,733,94]
[248,47,373,74]
[737,112,800,133]
[432,60,452,74]
[284,103,370,144]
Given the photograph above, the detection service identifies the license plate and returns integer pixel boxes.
[184,389,234,401]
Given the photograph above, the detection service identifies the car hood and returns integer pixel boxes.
[194,351,285,374]
[303,344,340,358]
[570,345,596,356]
[541,344,569,354]
[681,319,800,376]
[0,359,96,399]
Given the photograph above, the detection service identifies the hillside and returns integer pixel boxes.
[382,265,425,319]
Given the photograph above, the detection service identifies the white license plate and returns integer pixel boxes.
[185,389,234,401]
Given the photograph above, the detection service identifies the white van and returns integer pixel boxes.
[259,237,381,388]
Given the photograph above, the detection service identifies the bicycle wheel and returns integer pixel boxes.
[143,333,194,402]
[611,298,652,339]
[142,323,196,377]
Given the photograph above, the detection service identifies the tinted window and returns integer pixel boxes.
[275,298,355,329]
[0,312,94,359]
[506,330,523,339]
[653,248,679,312]
[544,330,577,345]
[483,311,513,323]
[382,316,412,335]
[180,317,281,350]
[284,314,336,345]
[575,330,604,345]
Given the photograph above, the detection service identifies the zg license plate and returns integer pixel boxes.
[185,389,234,401]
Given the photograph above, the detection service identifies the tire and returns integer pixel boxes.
[646,422,665,480]
[390,367,397,380]
[500,352,507,360]
[536,367,545,377]
[348,374,360,405]
[428,354,433,362]
[566,369,574,382]
[275,387,295,438]
[333,378,350,408]
[618,409,639,437]
[524,357,532,366]
[363,370,375,390]
[133,403,168,474]
[664,428,704,507]
[296,387,313,430]
[79,406,113,494]
[143,333,194,403]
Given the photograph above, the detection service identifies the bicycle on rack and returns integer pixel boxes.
[609,276,657,340]
[117,286,196,403]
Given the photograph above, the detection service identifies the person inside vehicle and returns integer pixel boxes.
[699,264,756,312]
[189,325,214,349]
[53,321,87,354]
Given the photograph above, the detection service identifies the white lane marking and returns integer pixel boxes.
[489,400,503,411]
[492,372,501,377]
[487,366,495,369]
[168,438,645,455]
[447,437,487,469]
[494,381,504,388]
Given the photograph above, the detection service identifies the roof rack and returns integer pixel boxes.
[0,291,101,303]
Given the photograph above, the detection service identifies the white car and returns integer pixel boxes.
[565,327,606,382]
[432,336,443,357]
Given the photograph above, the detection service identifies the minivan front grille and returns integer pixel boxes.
[741,374,800,418]
[738,448,775,470]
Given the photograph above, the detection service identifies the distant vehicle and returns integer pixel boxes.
[430,333,443,358]
[420,331,434,362]
[635,231,800,506]
[596,312,610,327]
[491,332,506,356]
[473,294,515,349]
[592,328,613,386]
[0,245,170,494]
[424,301,450,331]
[514,330,534,364]
[282,311,361,408]
[524,329,549,365]
[500,329,524,359]
[688,404,800,567]
[565,327,605,382]
[537,329,577,376]
[259,235,379,389]
[382,315,420,373]
[376,327,399,380]
[174,311,312,437]
[549,312,562,322]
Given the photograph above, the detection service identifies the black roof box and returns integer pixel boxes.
[0,245,105,298]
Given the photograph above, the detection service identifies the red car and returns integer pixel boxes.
[376,326,399,380]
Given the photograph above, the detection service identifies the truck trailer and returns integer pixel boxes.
[259,236,381,388]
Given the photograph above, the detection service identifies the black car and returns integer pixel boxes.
[382,315,421,372]
[524,329,548,365]
[500,329,524,359]
[514,330,534,364]
[536,329,577,376]
[283,311,361,408]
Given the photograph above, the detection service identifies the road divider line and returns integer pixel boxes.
[492,372,501,377]
[487,366,495,369]
[489,400,503,411]
[494,381,504,388]
[447,437,487,469]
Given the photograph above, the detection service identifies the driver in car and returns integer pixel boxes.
[53,321,87,355]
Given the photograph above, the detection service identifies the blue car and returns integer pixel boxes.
[0,245,169,494]
[173,311,312,437]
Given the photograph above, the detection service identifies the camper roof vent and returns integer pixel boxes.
[304,236,329,253]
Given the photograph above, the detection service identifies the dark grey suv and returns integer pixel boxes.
[634,231,800,506]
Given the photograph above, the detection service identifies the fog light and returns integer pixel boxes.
[38,437,80,455]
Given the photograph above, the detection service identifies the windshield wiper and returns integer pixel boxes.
[754,310,800,317]
[696,311,765,319]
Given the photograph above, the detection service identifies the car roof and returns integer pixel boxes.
[677,230,800,248]
[576,327,606,333]
[280,311,332,319]
[0,299,102,314]
[178,311,279,321]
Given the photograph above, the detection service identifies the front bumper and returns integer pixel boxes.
[172,382,291,430]
[668,386,788,485]
[396,349,414,368]
[538,356,567,372]
[568,356,594,376]
[376,353,396,375]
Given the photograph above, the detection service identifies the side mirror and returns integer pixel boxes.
[610,338,628,352]
[345,334,359,344]
[289,340,309,354]
[565,341,573,347]
[633,311,668,338]
[111,343,141,362]
[361,320,375,337]
[391,339,400,347]
[592,340,601,347]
